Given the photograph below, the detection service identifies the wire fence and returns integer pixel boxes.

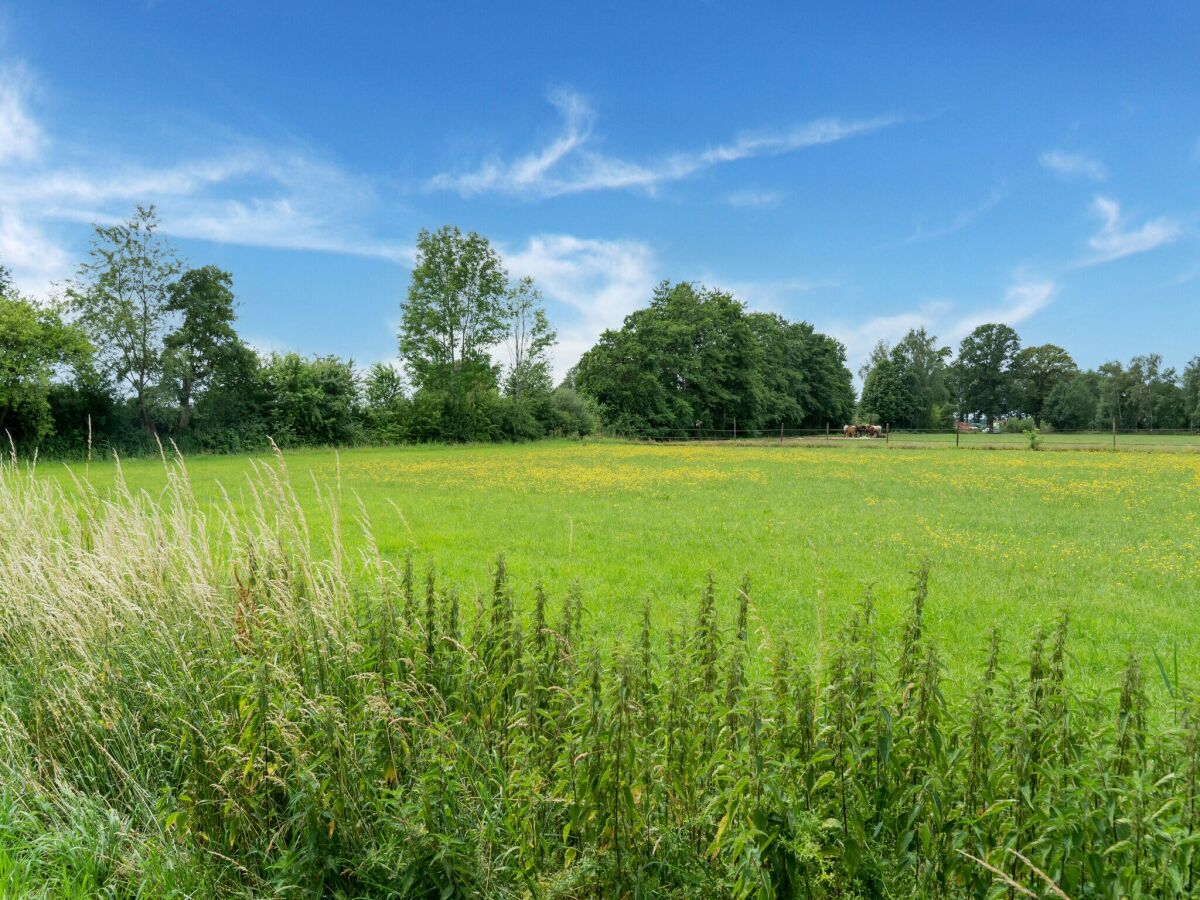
[605,425,1200,452]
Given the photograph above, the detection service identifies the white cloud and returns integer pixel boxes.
[0,65,42,163]
[1083,196,1181,265]
[894,186,1007,246]
[429,90,900,198]
[821,277,1055,378]
[1040,150,1108,181]
[503,234,659,379]
[0,59,411,294]
[725,189,785,209]
[0,209,71,295]
[946,276,1055,340]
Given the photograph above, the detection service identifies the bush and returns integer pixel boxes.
[1003,416,1036,433]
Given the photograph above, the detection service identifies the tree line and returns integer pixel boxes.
[858,323,1200,433]
[2,206,1197,456]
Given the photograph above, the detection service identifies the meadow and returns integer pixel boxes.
[4,440,1200,896]
[49,438,1200,685]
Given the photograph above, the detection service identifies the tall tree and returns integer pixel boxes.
[163,266,243,431]
[503,276,556,401]
[859,355,918,427]
[1044,375,1097,431]
[399,226,508,397]
[954,323,1021,431]
[1096,361,1132,428]
[0,276,90,440]
[576,282,763,434]
[1183,357,1200,429]
[891,328,951,428]
[1013,344,1077,428]
[67,206,181,435]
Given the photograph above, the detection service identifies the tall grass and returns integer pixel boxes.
[0,451,1197,897]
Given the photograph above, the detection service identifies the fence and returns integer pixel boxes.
[607,424,1200,452]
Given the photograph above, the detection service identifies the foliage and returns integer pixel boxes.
[66,206,181,435]
[260,353,360,446]
[399,225,508,398]
[163,266,247,431]
[1013,343,1077,428]
[576,282,851,435]
[0,282,90,441]
[1044,375,1098,431]
[2,459,1198,897]
[503,276,557,401]
[954,323,1021,430]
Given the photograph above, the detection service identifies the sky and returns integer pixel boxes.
[1,1,1198,380]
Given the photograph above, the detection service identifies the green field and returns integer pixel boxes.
[9,439,1200,896]
[50,438,1200,684]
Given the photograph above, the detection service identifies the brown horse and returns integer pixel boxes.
[843,425,858,438]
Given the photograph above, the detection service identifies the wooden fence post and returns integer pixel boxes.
[780,423,784,446]
[825,422,830,442]
[956,428,960,448]
[1112,416,1117,450]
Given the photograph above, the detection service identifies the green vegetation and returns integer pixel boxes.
[7,215,1194,461]
[43,441,1200,686]
[5,445,1200,896]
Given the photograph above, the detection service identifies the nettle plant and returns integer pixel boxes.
[0,455,1197,898]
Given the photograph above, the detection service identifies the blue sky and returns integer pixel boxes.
[2,2,1197,379]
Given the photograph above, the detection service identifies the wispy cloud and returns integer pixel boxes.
[822,276,1056,378]
[429,90,901,199]
[0,64,41,164]
[725,189,785,209]
[0,62,410,294]
[1040,150,1109,181]
[1082,196,1181,265]
[893,186,1007,246]
[946,276,1055,340]
[503,233,659,379]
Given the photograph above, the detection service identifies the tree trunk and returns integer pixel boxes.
[137,391,157,437]
[177,375,192,431]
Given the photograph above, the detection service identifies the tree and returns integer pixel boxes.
[891,328,951,428]
[261,353,359,446]
[503,276,556,401]
[0,277,90,441]
[575,282,764,435]
[1183,358,1200,428]
[163,266,244,431]
[361,362,409,442]
[1043,375,1097,431]
[954,323,1021,431]
[1096,361,1132,428]
[67,206,181,435]
[859,355,918,427]
[1013,344,1077,428]
[399,226,508,397]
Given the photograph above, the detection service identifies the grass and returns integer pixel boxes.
[46,438,1200,686]
[4,444,1200,896]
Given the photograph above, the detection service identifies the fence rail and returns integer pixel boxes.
[604,425,1200,452]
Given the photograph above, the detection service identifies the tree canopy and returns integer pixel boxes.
[574,281,852,435]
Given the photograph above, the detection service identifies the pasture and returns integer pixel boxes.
[7,438,1200,896]
[48,438,1200,685]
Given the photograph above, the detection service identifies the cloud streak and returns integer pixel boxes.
[1040,150,1108,181]
[0,62,410,293]
[503,233,659,379]
[822,277,1056,378]
[429,90,901,198]
[1082,196,1180,265]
